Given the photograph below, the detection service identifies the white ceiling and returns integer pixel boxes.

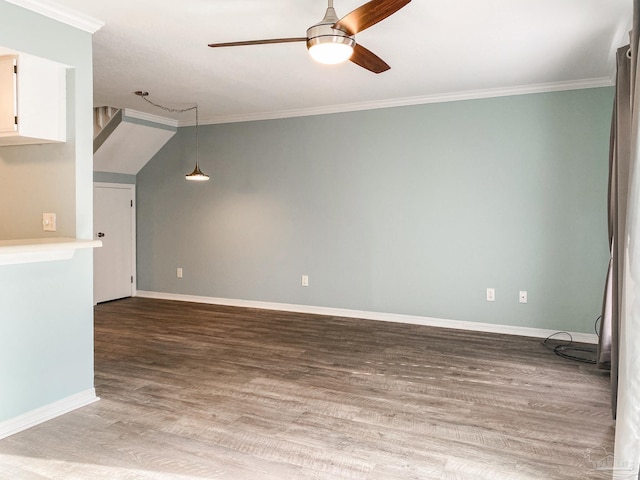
[11,0,633,125]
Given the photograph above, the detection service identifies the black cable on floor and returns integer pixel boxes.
[542,316,600,365]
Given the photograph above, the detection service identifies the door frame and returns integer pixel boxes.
[93,182,137,300]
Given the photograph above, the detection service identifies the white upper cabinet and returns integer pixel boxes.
[0,53,66,146]
[0,56,16,134]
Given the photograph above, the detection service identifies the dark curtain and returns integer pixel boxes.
[606,1,640,473]
[598,45,632,419]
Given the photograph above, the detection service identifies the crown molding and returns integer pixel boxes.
[197,77,614,126]
[123,109,179,128]
[5,0,104,33]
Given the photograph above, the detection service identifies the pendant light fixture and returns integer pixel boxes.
[135,91,210,181]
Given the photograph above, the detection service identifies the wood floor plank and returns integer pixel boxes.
[0,297,614,479]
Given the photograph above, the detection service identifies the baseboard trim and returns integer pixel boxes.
[136,291,598,344]
[0,389,99,440]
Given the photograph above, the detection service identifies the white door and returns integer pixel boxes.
[94,184,135,303]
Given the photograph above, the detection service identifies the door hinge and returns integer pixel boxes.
[13,65,17,74]
[131,200,133,207]
[131,275,133,284]
[14,116,17,125]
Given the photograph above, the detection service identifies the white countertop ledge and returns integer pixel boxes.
[0,237,102,265]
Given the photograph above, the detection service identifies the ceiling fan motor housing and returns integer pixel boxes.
[306,6,356,63]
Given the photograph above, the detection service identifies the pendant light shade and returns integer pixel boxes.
[185,163,209,181]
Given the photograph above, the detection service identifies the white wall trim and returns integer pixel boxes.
[197,77,614,126]
[123,109,179,128]
[136,291,598,344]
[5,0,104,33]
[0,389,99,440]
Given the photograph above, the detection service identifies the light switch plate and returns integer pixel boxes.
[42,212,56,232]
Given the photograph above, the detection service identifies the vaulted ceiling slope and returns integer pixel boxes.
[8,0,632,125]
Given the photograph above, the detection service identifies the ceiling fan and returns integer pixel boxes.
[208,0,411,74]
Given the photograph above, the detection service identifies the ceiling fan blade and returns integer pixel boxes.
[350,44,390,74]
[208,37,306,48]
[334,0,411,36]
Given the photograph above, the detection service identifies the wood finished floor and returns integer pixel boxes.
[0,297,614,480]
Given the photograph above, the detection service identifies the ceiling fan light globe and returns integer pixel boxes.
[308,42,354,64]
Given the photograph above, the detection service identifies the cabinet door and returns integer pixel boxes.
[0,56,17,134]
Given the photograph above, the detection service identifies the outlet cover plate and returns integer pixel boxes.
[486,288,495,302]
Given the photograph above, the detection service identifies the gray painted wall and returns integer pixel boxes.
[0,1,95,423]
[137,87,613,334]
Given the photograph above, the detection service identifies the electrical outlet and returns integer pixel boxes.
[177,267,183,278]
[301,275,309,287]
[519,290,528,303]
[486,288,495,302]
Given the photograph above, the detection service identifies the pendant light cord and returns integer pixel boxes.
[136,92,200,168]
